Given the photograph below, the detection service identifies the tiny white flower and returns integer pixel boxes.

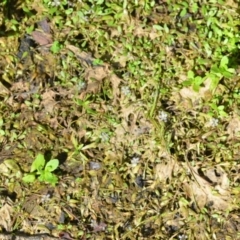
[131,156,140,167]
[178,234,188,240]
[209,118,219,127]
[41,193,50,203]
[51,0,61,6]
[78,80,86,91]
[121,86,131,96]
[89,161,101,170]
[100,132,109,142]
[158,111,168,122]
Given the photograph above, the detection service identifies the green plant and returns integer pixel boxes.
[22,153,59,186]
[92,58,104,66]
[50,40,62,54]
[183,56,235,93]
[1,0,240,238]
[183,70,205,92]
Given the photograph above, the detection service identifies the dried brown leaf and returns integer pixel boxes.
[31,0,46,15]
[90,220,107,232]
[0,202,13,231]
[32,31,52,46]
[227,115,240,139]
[66,45,94,66]
[155,158,179,183]
[183,166,232,211]
[203,166,230,190]
[79,65,109,99]
[37,19,51,34]
[85,65,109,82]
[109,73,121,104]
[41,90,57,113]
[174,78,213,110]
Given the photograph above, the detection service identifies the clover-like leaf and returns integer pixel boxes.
[45,159,59,172]
[30,154,45,172]
[50,41,61,54]
[220,56,229,68]
[43,171,58,186]
[22,174,36,183]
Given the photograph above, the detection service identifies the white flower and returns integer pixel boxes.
[100,132,109,142]
[158,111,168,122]
[131,156,140,167]
[78,80,86,91]
[67,1,73,6]
[178,234,188,240]
[121,86,131,96]
[51,0,61,6]
[89,161,101,170]
[209,118,219,127]
[41,193,50,203]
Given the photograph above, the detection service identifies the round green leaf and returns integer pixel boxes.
[44,172,58,185]
[22,174,36,183]
[31,154,45,172]
[45,159,59,172]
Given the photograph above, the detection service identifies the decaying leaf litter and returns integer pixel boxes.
[0,0,240,239]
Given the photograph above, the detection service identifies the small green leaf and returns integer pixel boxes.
[45,159,59,172]
[207,73,220,91]
[192,75,204,91]
[92,59,104,66]
[182,80,192,86]
[50,41,61,54]
[31,154,45,172]
[65,8,73,15]
[209,103,218,111]
[97,0,104,4]
[219,110,228,117]
[187,70,194,79]
[210,78,220,91]
[211,66,222,77]
[0,130,5,136]
[180,8,187,18]
[191,3,199,13]
[221,69,234,78]
[194,76,204,85]
[193,83,200,92]
[220,56,229,68]
[44,172,58,185]
[218,105,225,111]
[22,174,36,183]
[38,173,45,182]
[153,25,163,31]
